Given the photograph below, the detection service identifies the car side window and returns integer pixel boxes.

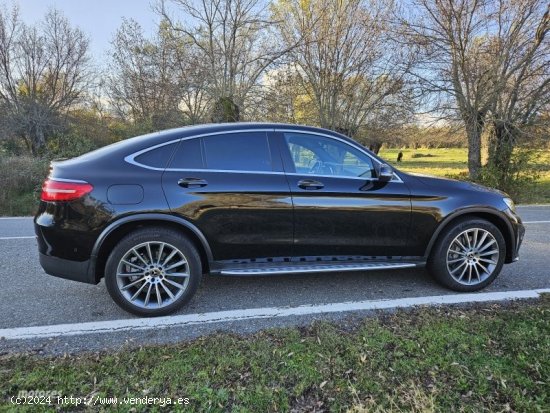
[170,138,204,169]
[134,142,178,168]
[284,133,375,178]
[202,132,272,172]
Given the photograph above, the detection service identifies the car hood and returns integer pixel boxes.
[408,172,507,196]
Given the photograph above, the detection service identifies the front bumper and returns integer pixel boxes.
[38,252,97,284]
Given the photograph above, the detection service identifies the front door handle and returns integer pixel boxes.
[298,179,324,190]
[178,178,208,188]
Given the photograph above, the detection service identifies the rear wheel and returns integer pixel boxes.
[428,218,505,291]
[105,227,202,316]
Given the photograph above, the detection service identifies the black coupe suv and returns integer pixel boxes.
[35,123,524,316]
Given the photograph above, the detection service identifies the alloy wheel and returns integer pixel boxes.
[116,241,190,309]
[446,228,500,285]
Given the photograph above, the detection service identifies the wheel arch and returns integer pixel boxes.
[424,208,515,264]
[89,214,213,283]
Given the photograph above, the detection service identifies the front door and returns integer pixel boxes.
[276,131,411,257]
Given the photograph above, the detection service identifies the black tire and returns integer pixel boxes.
[105,227,202,316]
[427,218,506,292]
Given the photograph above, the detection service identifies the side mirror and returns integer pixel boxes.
[377,163,393,182]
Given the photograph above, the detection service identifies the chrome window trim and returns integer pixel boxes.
[124,129,275,171]
[124,127,403,183]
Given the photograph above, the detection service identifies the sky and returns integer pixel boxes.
[13,0,159,60]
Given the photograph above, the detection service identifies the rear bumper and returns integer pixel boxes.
[38,252,97,284]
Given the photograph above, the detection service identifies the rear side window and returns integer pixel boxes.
[134,143,177,168]
[202,132,272,172]
[170,138,204,169]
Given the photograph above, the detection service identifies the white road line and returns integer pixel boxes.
[524,221,550,224]
[0,236,35,240]
[1,289,549,341]
[0,217,33,220]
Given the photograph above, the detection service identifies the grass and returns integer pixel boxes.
[1,297,549,412]
[379,147,550,204]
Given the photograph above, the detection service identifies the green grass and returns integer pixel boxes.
[2,297,549,412]
[379,148,550,204]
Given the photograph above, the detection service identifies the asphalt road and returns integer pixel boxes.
[0,205,548,354]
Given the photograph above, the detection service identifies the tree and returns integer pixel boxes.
[403,0,549,181]
[158,0,296,122]
[0,6,90,155]
[108,19,188,130]
[402,0,496,179]
[272,0,414,144]
[484,1,549,186]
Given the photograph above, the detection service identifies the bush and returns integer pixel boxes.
[476,150,540,202]
[46,133,99,159]
[0,156,49,216]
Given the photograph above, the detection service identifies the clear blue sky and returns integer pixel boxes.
[14,0,159,60]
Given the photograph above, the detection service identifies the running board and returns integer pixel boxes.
[215,261,421,276]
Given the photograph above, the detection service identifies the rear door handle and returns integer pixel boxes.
[298,179,324,190]
[178,178,208,188]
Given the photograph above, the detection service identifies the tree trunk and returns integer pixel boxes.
[464,111,484,180]
[487,122,516,187]
[30,125,46,156]
[211,97,240,123]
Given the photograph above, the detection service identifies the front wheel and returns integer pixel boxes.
[428,219,506,292]
[105,227,202,316]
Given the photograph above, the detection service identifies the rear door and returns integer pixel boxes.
[276,131,412,257]
[162,131,293,260]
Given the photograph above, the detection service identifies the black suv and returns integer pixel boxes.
[35,123,525,316]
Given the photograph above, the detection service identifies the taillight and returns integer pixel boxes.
[40,179,93,202]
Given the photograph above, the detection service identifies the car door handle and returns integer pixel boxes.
[298,179,324,190]
[178,178,208,188]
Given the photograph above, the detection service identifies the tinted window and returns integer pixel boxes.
[203,132,272,172]
[284,133,375,178]
[135,143,177,168]
[170,138,204,169]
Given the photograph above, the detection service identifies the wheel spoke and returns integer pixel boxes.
[479,249,499,257]
[156,243,165,265]
[450,260,467,274]
[120,277,146,291]
[164,278,185,290]
[465,232,472,249]
[473,264,481,281]
[476,231,488,249]
[145,243,154,264]
[144,283,153,306]
[117,272,144,277]
[472,229,478,249]
[477,261,490,275]
[165,272,189,278]
[121,260,145,271]
[454,238,468,252]
[479,258,497,265]
[160,281,175,300]
[478,239,496,253]
[155,284,162,306]
[448,257,465,264]
[162,249,178,266]
[132,248,149,266]
[130,282,148,301]
[457,264,468,281]
[165,260,187,272]
[467,265,473,283]
[449,249,465,256]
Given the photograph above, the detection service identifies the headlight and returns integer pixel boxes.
[503,197,516,212]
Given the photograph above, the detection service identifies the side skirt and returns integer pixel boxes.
[209,256,426,276]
